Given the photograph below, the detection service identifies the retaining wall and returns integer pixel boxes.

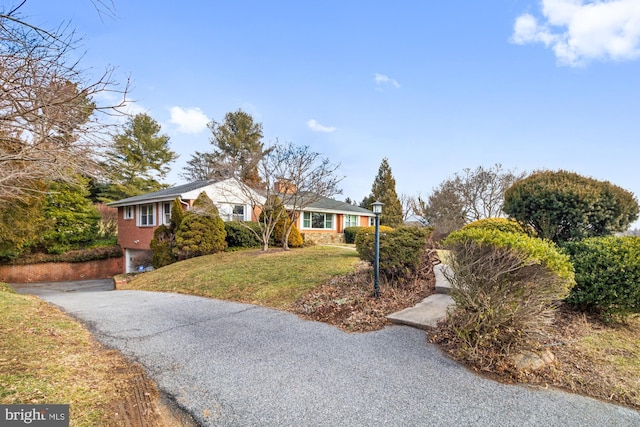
[0,257,123,283]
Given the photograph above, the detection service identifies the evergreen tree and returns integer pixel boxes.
[368,158,403,226]
[102,113,178,201]
[174,192,227,259]
[40,177,101,254]
[0,188,48,260]
[182,109,269,187]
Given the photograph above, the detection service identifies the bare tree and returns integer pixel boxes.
[0,2,128,202]
[416,164,525,239]
[400,193,415,221]
[266,142,343,250]
[217,141,342,251]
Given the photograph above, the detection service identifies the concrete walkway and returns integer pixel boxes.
[387,264,455,329]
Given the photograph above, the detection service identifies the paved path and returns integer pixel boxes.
[38,289,640,427]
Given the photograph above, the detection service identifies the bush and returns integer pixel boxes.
[462,218,531,236]
[273,216,304,249]
[150,225,176,268]
[343,226,362,244]
[225,222,262,249]
[442,228,575,360]
[563,236,640,322]
[355,226,432,284]
[503,170,639,244]
[174,192,227,259]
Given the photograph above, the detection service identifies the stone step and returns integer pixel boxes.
[387,293,454,329]
[387,263,455,329]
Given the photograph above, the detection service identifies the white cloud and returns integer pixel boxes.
[374,73,400,88]
[511,0,640,66]
[307,119,337,133]
[169,106,209,134]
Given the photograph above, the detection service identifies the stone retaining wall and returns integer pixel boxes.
[0,257,123,283]
[302,232,345,245]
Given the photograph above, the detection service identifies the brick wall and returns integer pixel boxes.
[0,257,123,283]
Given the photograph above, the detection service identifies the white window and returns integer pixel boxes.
[162,202,171,225]
[344,215,358,228]
[303,212,334,229]
[232,205,245,221]
[138,204,155,226]
[369,216,375,226]
[123,206,134,220]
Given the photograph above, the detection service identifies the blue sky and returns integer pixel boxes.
[20,0,640,219]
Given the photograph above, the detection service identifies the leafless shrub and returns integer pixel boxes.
[443,242,566,363]
[95,203,117,238]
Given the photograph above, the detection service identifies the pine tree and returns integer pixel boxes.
[182,109,269,187]
[102,113,178,201]
[369,158,403,227]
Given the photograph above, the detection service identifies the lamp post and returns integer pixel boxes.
[371,201,384,298]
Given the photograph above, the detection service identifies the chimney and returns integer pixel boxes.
[274,178,296,194]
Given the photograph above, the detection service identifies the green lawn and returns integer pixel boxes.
[120,245,361,308]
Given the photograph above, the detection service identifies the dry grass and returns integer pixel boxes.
[0,285,185,426]
[431,306,640,410]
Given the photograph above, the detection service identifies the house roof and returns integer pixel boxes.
[303,195,375,216]
[108,179,375,217]
[106,180,216,207]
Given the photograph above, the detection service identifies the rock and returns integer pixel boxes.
[511,350,546,371]
[541,349,555,365]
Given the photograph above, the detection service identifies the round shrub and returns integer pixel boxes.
[563,236,640,322]
[462,217,532,236]
[174,212,227,259]
[442,228,575,359]
[355,226,432,284]
[343,226,363,244]
[225,222,262,249]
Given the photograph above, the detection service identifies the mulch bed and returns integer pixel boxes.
[290,261,435,332]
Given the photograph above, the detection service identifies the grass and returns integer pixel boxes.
[540,310,640,408]
[119,245,361,308]
[0,285,136,425]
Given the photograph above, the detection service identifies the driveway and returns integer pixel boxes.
[10,278,114,295]
[39,289,639,427]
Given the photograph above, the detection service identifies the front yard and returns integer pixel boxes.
[2,244,639,423]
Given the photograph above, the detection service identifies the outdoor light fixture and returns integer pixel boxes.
[371,201,384,298]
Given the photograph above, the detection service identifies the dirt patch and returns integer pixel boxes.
[106,360,197,427]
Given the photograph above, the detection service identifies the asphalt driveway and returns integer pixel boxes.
[39,289,639,427]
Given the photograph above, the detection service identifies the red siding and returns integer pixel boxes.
[117,205,157,250]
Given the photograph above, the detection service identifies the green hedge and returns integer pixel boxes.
[343,226,363,244]
[563,236,640,321]
[355,226,432,283]
[444,228,574,286]
[225,222,262,249]
[462,217,531,236]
